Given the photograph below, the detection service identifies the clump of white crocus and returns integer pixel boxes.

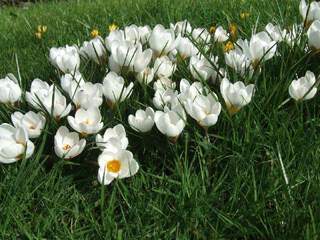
[189,55,217,81]
[11,111,46,138]
[0,73,21,105]
[136,67,154,84]
[220,78,255,115]
[67,107,103,135]
[185,93,221,128]
[98,149,139,185]
[128,107,155,133]
[236,31,277,67]
[307,20,320,50]
[265,23,286,42]
[72,82,103,109]
[60,71,85,98]
[225,49,253,77]
[192,28,211,44]
[0,124,34,164]
[299,0,320,26]
[213,26,229,42]
[49,45,80,73]
[96,124,128,152]
[289,71,317,101]
[153,77,176,91]
[80,36,106,64]
[154,105,186,140]
[102,71,134,106]
[149,24,177,56]
[26,79,72,119]
[170,20,192,36]
[153,88,178,110]
[54,126,86,159]
[154,56,176,78]
[175,36,198,59]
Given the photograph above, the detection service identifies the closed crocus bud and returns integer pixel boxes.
[213,26,229,42]
[185,94,221,128]
[11,111,46,138]
[128,107,155,132]
[154,106,186,139]
[105,30,125,51]
[26,79,72,119]
[0,73,21,105]
[289,71,317,101]
[220,78,255,115]
[175,36,198,59]
[154,56,176,78]
[67,107,103,135]
[170,20,192,36]
[299,0,320,26]
[153,77,176,91]
[265,23,286,42]
[192,28,211,44]
[0,124,34,164]
[124,24,140,43]
[153,88,178,110]
[54,126,86,159]
[102,72,134,105]
[60,72,85,98]
[136,67,154,84]
[138,25,151,44]
[189,55,217,81]
[73,82,103,109]
[98,149,139,185]
[237,32,277,67]
[80,36,106,64]
[225,50,253,77]
[49,45,80,73]
[149,24,177,56]
[307,20,320,50]
[96,124,128,152]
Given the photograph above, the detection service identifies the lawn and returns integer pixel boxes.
[1,0,320,239]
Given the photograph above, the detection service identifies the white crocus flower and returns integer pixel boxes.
[54,126,86,159]
[236,32,277,67]
[0,124,34,164]
[154,106,186,139]
[98,149,139,185]
[178,79,206,104]
[154,56,176,78]
[185,93,221,128]
[138,25,151,44]
[105,30,125,51]
[136,67,154,84]
[149,24,177,56]
[128,107,155,132]
[220,78,255,115]
[11,111,46,138]
[307,20,320,50]
[153,77,176,91]
[170,20,192,36]
[225,50,253,77]
[299,0,320,25]
[102,71,134,105]
[189,55,217,81]
[26,79,72,119]
[289,71,317,101]
[96,124,128,152]
[49,45,80,73]
[213,26,229,42]
[80,36,106,64]
[192,28,211,44]
[175,36,198,59]
[153,89,178,110]
[124,24,141,43]
[0,73,21,105]
[60,72,85,98]
[73,82,103,109]
[265,23,286,42]
[67,107,103,135]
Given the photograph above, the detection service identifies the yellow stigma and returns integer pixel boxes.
[240,12,250,20]
[209,25,216,34]
[90,29,99,38]
[224,41,234,52]
[108,23,118,32]
[106,160,121,173]
[63,144,72,151]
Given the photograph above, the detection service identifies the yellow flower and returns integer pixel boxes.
[209,25,216,34]
[240,12,250,20]
[108,23,119,32]
[223,41,234,52]
[37,25,47,33]
[229,23,238,40]
[90,29,99,38]
[35,32,42,39]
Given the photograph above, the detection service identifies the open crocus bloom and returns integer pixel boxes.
[149,24,177,56]
[307,20,320,50]
[80,36,106,64]
[96,124,128,152]
[128,107,155,133]
[11,111,46,138]
[289,71,317,101]
[265,23,286,42]
[178,79,207,104]
[220,78,255,115]
[185,94,221,128]
[153,77,176,91]
[175,36,198,59]
[225,49,253,77]
[170,20,192,36]
[67,107,103,135]
[299,0,320,26]
[98,149,139,185]
[60,71,85,98]
[54,126,86,159]
[26,79,72,119]
[0,73,21,105]
[213,26,229,42]
[49,45,80,73]
[102,71,134,105]
[153,56,176,78]
[153,88,178,110]
[0,124,34,164]
[192,28,211,44]
[189,55,217,81]
[72,82,103,109]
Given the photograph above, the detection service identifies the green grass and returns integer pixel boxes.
[1,0,320,239]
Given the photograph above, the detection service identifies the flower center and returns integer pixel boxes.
[106,160,121,173]
[29,124,36,130]
[63,144,72,151]
[82,119,92,125]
